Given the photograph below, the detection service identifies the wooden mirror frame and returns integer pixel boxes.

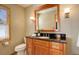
[34,4,60,32]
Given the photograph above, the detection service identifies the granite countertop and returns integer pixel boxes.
[26,36,67,44]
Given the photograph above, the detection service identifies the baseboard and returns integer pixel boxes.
[11,52,17,55]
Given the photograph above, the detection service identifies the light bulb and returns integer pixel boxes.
[64,8,70,13]
[30,16,35,21]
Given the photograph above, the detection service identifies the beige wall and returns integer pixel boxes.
[25,6,35,36]
[0,4,26,55]
[60,4,79,54]
[25,4,79,54]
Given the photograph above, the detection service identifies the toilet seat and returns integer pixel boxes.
[15,43,26,51]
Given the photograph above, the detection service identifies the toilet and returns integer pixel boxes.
[15,37,26,55]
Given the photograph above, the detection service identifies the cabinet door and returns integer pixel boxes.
[50,42,66,55]
[26,38,33,55]
[33,45,40,55]
[40,46,49,55]
[34,45,49,55]
[27,47,33,55]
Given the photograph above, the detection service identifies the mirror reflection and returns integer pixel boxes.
[37,7,57,31]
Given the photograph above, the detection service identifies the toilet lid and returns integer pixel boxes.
[15,43,26,51]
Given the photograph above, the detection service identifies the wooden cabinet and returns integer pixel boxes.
[33,39,49,55]
[26,37,66,55]
[26,38,33,55]
[50,42,66,55]
[27,47,32,55]
[33,45,49,55]
[33,39,50,47]
[50,42,64,50]
[50,49,63,55]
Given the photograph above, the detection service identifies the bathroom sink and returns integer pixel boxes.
[37,37,49,39]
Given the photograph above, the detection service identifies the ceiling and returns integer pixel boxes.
[18,4,32,8]
[18,4,44,8]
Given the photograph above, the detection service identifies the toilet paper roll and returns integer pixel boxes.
[2,41,9,46]
[4,41,9,45]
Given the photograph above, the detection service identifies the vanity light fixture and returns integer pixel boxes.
[64,8,70,18]
[30,16,35,21]
[56,19,58,22]
[56,19,58,31]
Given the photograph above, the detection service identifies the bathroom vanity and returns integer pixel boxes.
[26,36,66,55]
[25,4,67,55]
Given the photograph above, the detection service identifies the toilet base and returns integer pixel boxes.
[17,50,26,55]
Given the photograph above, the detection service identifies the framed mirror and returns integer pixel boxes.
[35,4,60,32]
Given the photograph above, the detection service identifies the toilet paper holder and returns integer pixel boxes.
[1,40,9,46]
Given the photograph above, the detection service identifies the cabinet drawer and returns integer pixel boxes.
[33,39,50,47]
[50,49,63,55]
[50,42,64,50]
